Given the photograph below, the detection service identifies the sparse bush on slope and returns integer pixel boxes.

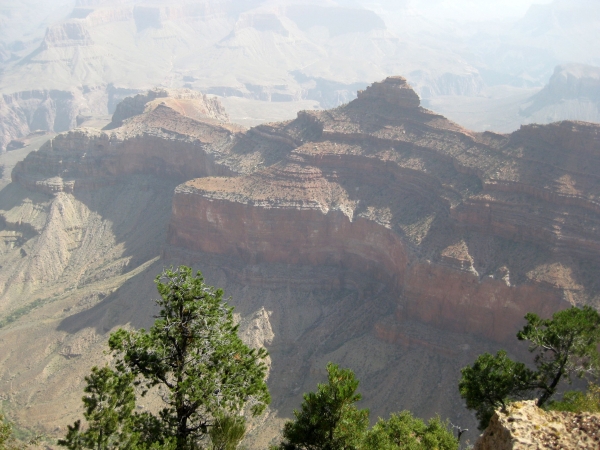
[547,383,600,413]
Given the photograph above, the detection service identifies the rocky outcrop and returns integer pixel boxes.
[357,76,421,108]
[0,89,82,151]
[474,401,600,450]
[543,64,600,101]
[12,96,240,193]
[520,64,600,123]
[40,22,94,49]
[0,84,143,152]
[108,88,229,129]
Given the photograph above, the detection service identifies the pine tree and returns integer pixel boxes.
[61,266,270,450]
[276,363,369,450]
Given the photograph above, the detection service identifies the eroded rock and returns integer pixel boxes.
[475,401,600,450]
[357,76,421,108]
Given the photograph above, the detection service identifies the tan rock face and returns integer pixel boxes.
[41,22,94,49]
[12,97,242,193]
[108,88,229,128]
[474,401,600,450]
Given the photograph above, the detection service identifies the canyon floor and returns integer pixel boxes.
[0,78,599,448]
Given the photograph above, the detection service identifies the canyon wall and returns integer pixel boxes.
[167,77,600,346]
[2,79,600,441]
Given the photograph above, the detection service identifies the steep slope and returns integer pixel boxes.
[0,91,255,437]
[1,79,600,443]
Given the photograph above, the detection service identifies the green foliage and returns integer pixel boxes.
[362,412,457,450]
[0,418,12,448]
[0,414,39,450]
[275,363,457,450]
[277,362,369,450]
[458,351,536,430]
[209,414,246,450]
[547,383,600,413]
[61,266,270,450]
[58,367,136,450]
[517,306,600,407]
[0,414,18,450]
[460,306,600,430]
[0,298,45,329]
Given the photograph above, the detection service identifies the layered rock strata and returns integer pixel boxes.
[168,76,600,344]
[107,88,229,128]
[12,94,246,194]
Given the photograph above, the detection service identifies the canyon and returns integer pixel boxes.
[0,77,599,446]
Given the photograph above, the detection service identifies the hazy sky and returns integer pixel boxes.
[408,0,556,21]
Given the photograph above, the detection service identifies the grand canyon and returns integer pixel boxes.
[1,0,600,447]
[0,75,598,445]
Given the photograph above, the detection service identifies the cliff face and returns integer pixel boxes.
[168,77,600,344]
[11,92,245,194]
[0,90,81,151]
[520,64,600,125]
[3,78,600,441]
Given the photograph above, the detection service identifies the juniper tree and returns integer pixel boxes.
[518,305,600,407]
[458,351,536,429]
[362,411,457,450]
[460,306,600,429]
[61,266,270,450]
[58,367,136,450]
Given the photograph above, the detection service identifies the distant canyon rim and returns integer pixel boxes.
[1,0,600,156]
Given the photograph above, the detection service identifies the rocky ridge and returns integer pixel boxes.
[107,88,229,128]
[1,79,600,441]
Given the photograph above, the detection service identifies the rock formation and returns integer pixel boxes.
[107,88,229,129]
[357,76,421,108]
[1,78,600,442]
[167,76,600,344]
[474,401,600,450]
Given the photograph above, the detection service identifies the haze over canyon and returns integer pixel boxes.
[0,0,599,447]
[1,0,600,151]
